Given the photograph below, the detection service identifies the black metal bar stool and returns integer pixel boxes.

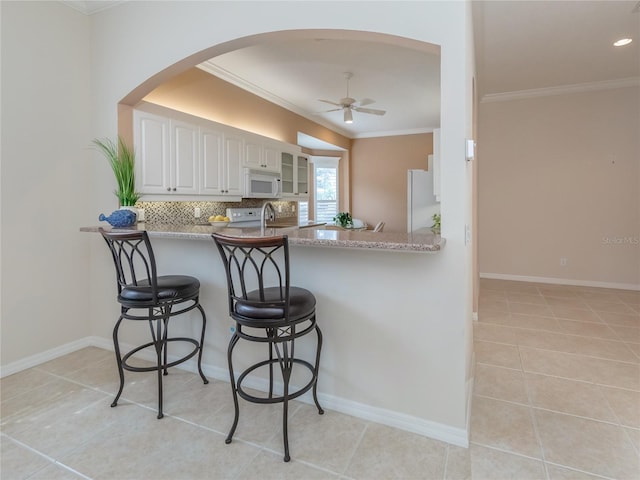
[212,233,323,462]
[100,228,208,419]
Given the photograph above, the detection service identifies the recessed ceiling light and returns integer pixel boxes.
[614,38,633,47]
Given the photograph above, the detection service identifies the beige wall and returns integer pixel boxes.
[351,134,433,232]
[4,0,476,434]
[142,67,435,231]
[1,1,93,367]
[479,86,640,287]
[143,68,351,151]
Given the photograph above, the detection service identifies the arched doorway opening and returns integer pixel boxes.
[117,29,440,231]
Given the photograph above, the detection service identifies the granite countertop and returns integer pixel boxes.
[80,223,444,253]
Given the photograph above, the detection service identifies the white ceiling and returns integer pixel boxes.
[197,0,639,148]
[62,0,640,149]
[198,38,441,141]
[61,0,126,15]
[474,0,640,96]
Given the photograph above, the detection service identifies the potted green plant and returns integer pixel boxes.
[333,212,353,228]
[93,136,140,207]
[431,213,441,234]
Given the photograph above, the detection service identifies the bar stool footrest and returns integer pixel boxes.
[121,337,200,373]
[236,358,317,404]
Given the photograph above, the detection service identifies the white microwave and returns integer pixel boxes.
[243,168,281,198]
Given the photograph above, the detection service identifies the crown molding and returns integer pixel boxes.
[197,61,436,141]
[481,77,640,103]
[354,127,435,139]
[197,61,354,138]
[197,61,303,117]
[60,1,126,15]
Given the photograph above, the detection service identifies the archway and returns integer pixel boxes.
[117,29,440,230]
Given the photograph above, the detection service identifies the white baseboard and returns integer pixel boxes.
[0,337,95,378]
[197,352,470,448]
[316,390,469,448]
[466,352,475,440]
[480,272,640,291]
[1,335,469,448]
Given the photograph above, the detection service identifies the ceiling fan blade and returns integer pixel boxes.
[358,98,376,107]
[354,107,386,116]
[318,99,342,107]
[315,108,342,113]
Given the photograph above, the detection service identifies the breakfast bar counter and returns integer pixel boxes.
[80,223,444,252]
[82,221,465,448]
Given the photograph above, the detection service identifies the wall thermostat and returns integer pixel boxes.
[465,139,475,161]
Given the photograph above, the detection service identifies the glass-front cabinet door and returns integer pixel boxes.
[280,152,309,198]
[296,155,309,196]
[281,152,295,196]
[281,151,309,198]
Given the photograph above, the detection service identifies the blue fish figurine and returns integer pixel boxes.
[99,209,137,228]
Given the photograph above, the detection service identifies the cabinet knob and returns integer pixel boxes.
[172,188,177,192]
[166,187,171,192]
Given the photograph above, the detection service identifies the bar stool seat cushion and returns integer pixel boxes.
[235,286,315,321]
[120,275,201,302]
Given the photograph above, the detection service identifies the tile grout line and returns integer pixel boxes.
[467,440,548,465]
[1,432,94,480]
[517,325,551,480]
[340,421,369,478]
[478,337,640,367]
[543,460,618,480]
[477,324,636,348]
[18,358,348,478]
[476,363,640,395]
[441,443,451,480]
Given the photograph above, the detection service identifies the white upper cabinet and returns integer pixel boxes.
[200,127,224,195]
[281,150,309,198]
[296,154,309,197]
[134,110,170,195]
[244,135,281,172]
[222,131,244,196]
[200,127,243,197]
[171,119,199,195]
[133,104,298,200]
[134,110,199,196]
[263,143,281,171]
[432,128,441,202]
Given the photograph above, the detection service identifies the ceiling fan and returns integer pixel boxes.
[317,72,386,124]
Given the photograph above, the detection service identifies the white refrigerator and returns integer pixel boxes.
[407,162,440,232]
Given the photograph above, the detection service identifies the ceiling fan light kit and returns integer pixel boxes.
[344,108,353,124]
[318,72,386,124]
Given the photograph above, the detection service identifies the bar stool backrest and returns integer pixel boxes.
[100,229,159,304]
[213,235,290,322]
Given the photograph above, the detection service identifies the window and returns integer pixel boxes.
[298,201,309,224]
[312,157,340,223]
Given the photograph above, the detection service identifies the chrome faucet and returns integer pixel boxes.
[260,201,276,234]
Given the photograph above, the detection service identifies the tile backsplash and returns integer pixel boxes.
[135,199,298,225]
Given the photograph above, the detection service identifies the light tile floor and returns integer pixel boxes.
[1,280,639,479]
